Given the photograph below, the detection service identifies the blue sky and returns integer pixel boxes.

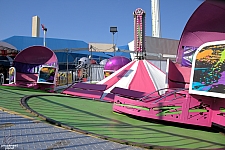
[0,0,203,46]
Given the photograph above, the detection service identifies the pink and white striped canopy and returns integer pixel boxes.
[98,59,166,94]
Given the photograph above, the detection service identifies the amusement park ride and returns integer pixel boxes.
[1,0,225,129]
[62,1,225,129]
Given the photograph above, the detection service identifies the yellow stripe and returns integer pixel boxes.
[0,106,41,123]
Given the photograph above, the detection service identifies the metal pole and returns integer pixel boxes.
[90,46,93,62]
[43,30,46,47]
[159,53,162,70]
[113,33,115,56]
[66,49,69,86]
[90,46,92,83]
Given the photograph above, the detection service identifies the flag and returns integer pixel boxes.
[41,24,47,31]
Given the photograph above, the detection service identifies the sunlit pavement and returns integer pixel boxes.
[0,111,144,150]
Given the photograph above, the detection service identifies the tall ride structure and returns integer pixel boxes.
[32,16,40,37]
[133,8,146,59]
[151,0,161,37]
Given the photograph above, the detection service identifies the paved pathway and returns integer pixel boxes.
[0,111,144,150]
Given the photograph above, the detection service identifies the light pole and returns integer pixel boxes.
[89,45,93,83]
[41,24,47,47]
[110,27,118,56]
[66,49,69,86]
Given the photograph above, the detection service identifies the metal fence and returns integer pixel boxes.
[57,64,104,86]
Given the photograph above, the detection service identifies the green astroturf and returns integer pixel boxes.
[0,86,50,119]
[0,86,225,149]
[28,96,225,149]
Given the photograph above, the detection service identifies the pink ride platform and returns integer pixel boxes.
[62,82,109,101]
[62,49,225,128]
[62,0,225,128]
[113,88,225,127]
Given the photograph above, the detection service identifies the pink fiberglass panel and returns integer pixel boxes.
[168,60,191,88]
[129,60,155,93]
[103,61,135,89]
[175,63,191,84]
[168,60,185,84]
[212,99,225,127]
[73,82,107,91]
[16,72,38,82]
[186,95,213,127]
[62,88,103,99]
[177,0,225,63]
[113,96,186,125]
[111,87,147,99]
[37,83,55,92]
[14,46,57,64]
[113,93,213,127]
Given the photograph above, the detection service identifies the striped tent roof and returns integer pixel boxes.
[98,59,166,95]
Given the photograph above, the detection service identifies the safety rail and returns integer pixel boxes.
[140,88,188,103]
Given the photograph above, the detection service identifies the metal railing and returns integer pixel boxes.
[57,65,104,86]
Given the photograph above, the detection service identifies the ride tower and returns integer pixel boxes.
[133,8,146,60]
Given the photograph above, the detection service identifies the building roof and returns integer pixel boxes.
[3,36,88,50]
[128,36,179,60]
[2,36,131,62]
[0,41,19,56]
[145,36,179,59]
[0,41,17,50]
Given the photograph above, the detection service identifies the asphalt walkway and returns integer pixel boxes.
[0,111,144,150]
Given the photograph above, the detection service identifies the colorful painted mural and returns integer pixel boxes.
[37,66,57,84]
[189,41,225,98]
[181,46,198,67]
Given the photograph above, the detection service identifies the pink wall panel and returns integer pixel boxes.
[212,99,225,126]
[168,60,191,89]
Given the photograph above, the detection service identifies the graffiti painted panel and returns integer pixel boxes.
[212,99,225,126]
[189,41,225,98]
[187,95,212,126]
[181,46,198,67]
[37,66,57,84]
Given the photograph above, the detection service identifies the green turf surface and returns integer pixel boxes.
[27,96,225,149]
[1,86,225,149]
[0,85,46,92]
[0,86,50,119]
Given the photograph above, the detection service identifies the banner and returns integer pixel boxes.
[37,66,57,84]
